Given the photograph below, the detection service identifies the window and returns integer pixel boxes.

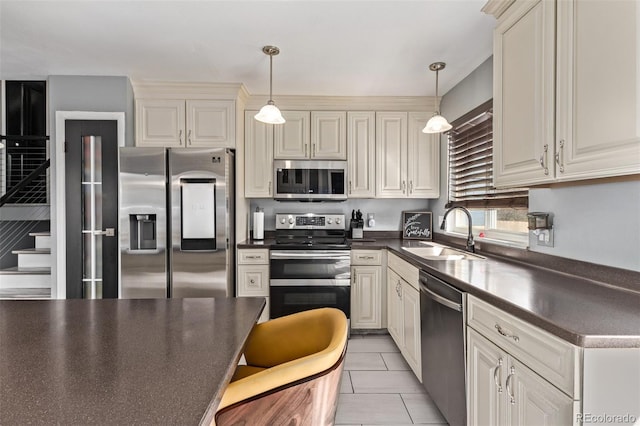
[445,100,529,245]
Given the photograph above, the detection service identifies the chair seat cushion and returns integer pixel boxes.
[231,365,266,382]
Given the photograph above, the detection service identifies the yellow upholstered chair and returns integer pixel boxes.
[215,308,349,426]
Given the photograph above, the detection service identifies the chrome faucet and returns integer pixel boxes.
[440,206,475,253]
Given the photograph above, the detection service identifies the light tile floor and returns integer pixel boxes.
[336,334,448,426]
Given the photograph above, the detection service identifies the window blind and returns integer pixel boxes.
[447,100,528,209]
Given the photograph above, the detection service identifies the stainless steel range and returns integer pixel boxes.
[269,213,351,319]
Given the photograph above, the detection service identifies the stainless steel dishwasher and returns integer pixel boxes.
[420,270,466,426]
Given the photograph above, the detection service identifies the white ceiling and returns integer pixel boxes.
[0,1,495,97]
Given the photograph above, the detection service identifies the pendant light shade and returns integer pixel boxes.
[255,46,285,125]
[422,62,452,134]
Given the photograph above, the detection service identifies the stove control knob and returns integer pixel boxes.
[288,217,295,224]
[335,218,342,225]
[327,218,333,224]
[280,217,286,224]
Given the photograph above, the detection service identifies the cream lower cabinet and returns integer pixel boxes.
[351,250,383,329]
[387,251,421,381]
[136,99,235,148]
[237,248,269,323]
[468,329,574,426]
[467,295,579,426]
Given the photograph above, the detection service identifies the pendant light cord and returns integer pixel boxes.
[269,52,273,102]
[434,69,439,114]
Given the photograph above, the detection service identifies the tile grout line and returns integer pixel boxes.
[399,393,417,425]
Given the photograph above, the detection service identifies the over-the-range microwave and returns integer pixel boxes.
[273,159,347,201]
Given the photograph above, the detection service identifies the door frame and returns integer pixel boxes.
[54,111,125,299]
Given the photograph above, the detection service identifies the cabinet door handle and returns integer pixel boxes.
[304,144,308,157]
[506,366,516,405]
[409,180,413,194]
[495,324,520,342]
[268,181,272,195]
[349,180,352,194]
[250,278,255,284]
[188,129,192,145]
[493,358,503,393]
[179,129,183,145]
[363,256,374,260]
[539,144,548,175]
[402,180,406,194]
[397,281,402,299]
[555,139,565,173]
[312,143,316,158]
[353,269,357,282]
[245,255,258,259]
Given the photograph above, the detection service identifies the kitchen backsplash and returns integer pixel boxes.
[249,199,430,231]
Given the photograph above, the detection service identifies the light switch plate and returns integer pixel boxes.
[535,229,554,247]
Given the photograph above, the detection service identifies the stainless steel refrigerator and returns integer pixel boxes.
[118,147,235,298]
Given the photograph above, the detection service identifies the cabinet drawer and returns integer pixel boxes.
[387,251,419,290]
[238,249,269,264]
[467,295,581,398]
[351,250,382,265]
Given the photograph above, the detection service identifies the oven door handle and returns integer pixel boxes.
[270,279,351,287]
[270,250,351,260]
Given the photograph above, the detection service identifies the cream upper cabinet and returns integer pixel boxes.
[376,112,408,197]
[407,112,440,198]
[185,100,235,148]
[347,112,376,198]
[245,111,274,198]
[376,112,439,198]
[136,99,186,148]
[493,0,556,187]
[136,99,235,148]
[493,0,640,187]
[311,111,347,159]
[274,111,310,159]
[555,0,640,180]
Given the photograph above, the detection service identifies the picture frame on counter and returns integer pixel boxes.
[402,211,432,240]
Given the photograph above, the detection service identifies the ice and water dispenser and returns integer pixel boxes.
[129,214,157,250]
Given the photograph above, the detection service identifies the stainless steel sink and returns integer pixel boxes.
[401,242,485,261]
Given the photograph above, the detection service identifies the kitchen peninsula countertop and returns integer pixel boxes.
[238,237,640,348]
[0,297,265,425]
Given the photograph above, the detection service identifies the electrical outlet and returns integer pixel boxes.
[535,229,554,247]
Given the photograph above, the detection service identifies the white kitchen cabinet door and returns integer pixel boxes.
[136,99,186,147]
[351,265,382,329]
[244,111,274,198]
[468,328,507,426]
[185,100,235,148]
[274,111,310,159]
[506,356,575,426]
[493,0,556,187]
[386,268,404,348]
[401,281,421,381]
[376,112,408,197]
[407,112,439,198]
[555,0,640,181]
[311,111,347,159]
[347,112,376,198]
[237,264,269,297]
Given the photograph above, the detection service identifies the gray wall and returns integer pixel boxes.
[249,199,430,233]
[430,56,640,272]
[48,75,134,146]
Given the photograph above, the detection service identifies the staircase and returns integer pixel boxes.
[0,231,51,299]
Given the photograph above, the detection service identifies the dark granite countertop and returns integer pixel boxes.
[0,297,265,425]
[239,237,640,348]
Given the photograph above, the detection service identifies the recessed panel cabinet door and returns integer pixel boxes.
[245,111,274,198]
[186,100,235,148]
[347,112,376,198]
[274,111,310,159]
[401,281,421,381]
[386,268,404,347]
[376,112,408,197]
[351,265,381,329]
[493,0,556,187]
[311,111,347,159]
[556,0,640,180]
[407,112,439,198]
[136,99,185,147]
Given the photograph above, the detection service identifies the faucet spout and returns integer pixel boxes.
[440,206,475,253]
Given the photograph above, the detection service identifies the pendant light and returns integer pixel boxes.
[254,45,286,124]
[422,62,452,134]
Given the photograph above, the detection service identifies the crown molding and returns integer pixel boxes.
[132,80,248,100]
[481,0,515,19]
[246,95,437,112]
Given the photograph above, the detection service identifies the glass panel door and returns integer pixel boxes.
[82,136,103,299]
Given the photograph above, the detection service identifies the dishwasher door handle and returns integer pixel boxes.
[420,283,463,312]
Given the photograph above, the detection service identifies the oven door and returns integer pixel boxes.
[270,250,351,318]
